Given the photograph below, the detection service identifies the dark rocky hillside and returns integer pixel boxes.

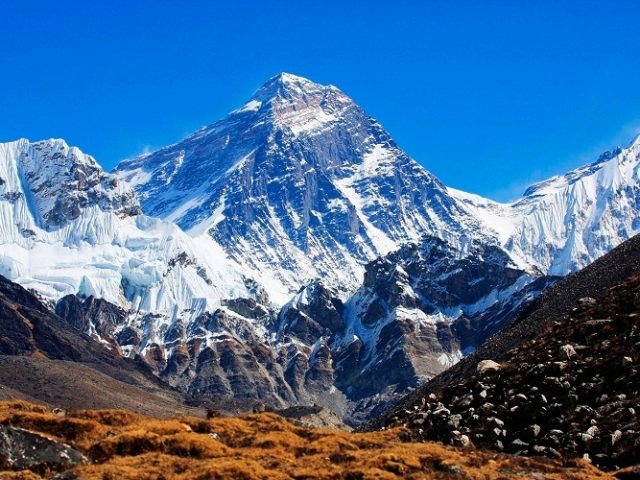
[371,235,640,470]
[0,275,204,417]
[373,233,640,415]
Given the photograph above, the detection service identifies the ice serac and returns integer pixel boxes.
[451,135,640,276]
[0,139,251,311]
[116,73,490,302]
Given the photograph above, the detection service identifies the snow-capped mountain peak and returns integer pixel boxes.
[228,72,353,139]
[4,73,640,425]
[116,73,489,302]
[0,138,140,233]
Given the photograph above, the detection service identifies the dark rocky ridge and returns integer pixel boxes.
[46,232,552,427]
[0,275,204,417]
[271,235,552,425]
[371,234,640,470]
[55,294,129,352]
[373,233,640,420]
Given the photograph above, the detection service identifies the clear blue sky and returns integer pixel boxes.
[2,1,640,201]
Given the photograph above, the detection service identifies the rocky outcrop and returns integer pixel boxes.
[55,295,129,350]
[278,281,345,345]
[275,405,351,431]
[0,425,87,473]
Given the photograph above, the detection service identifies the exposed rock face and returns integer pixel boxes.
[164,308,295,409]
[0,274,199,416]
[0,274,98,361]
[115,73,493,302]
[0,425,87,473]
[374,235,640,471]
[267,235,553,425]
[0,139,139,232]
[278,280,345,345]
[55,295,129,350]
[363,236,554,350]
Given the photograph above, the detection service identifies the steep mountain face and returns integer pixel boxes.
[0,138,252,311]
[0,274,207,417]
[340,236,555,357]
[0,139,139,233]
[271,236,552,424]
[373,233,640,471]
[115,73,494,302]
[452,136,640,276]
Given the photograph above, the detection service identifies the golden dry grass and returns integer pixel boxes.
[0,401,616,479]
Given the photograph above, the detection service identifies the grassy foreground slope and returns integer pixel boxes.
[0,400,617,480]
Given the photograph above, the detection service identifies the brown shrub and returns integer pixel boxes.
[0,412,104,447]
[177,417,215,434]
[88,429,159,462]
[300,433,359,456]
[75,452,192,480]
[0,401,48,416]
[0,401,617,480]
[160,432,228,458]
[0,472,44,480]
[127,419,193,436]
[176,457,290,480]
[70,409,142,427]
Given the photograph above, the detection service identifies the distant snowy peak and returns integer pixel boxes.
[0,138,139,232]
[519,135,640,200]
[451,134,640,276]
[116,73,491,299]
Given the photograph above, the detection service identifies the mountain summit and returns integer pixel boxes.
[116,73,491,302]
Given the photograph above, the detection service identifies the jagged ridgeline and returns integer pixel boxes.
[2,73,640,425]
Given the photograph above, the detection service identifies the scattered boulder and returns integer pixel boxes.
[559,344,577,360]
[376,271,640,471]
[0,425,87,473]
[476,360,501,374]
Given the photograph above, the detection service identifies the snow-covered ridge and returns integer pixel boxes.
[450,134,640,275]
[0,137,258,321]
[0,138,139,235]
